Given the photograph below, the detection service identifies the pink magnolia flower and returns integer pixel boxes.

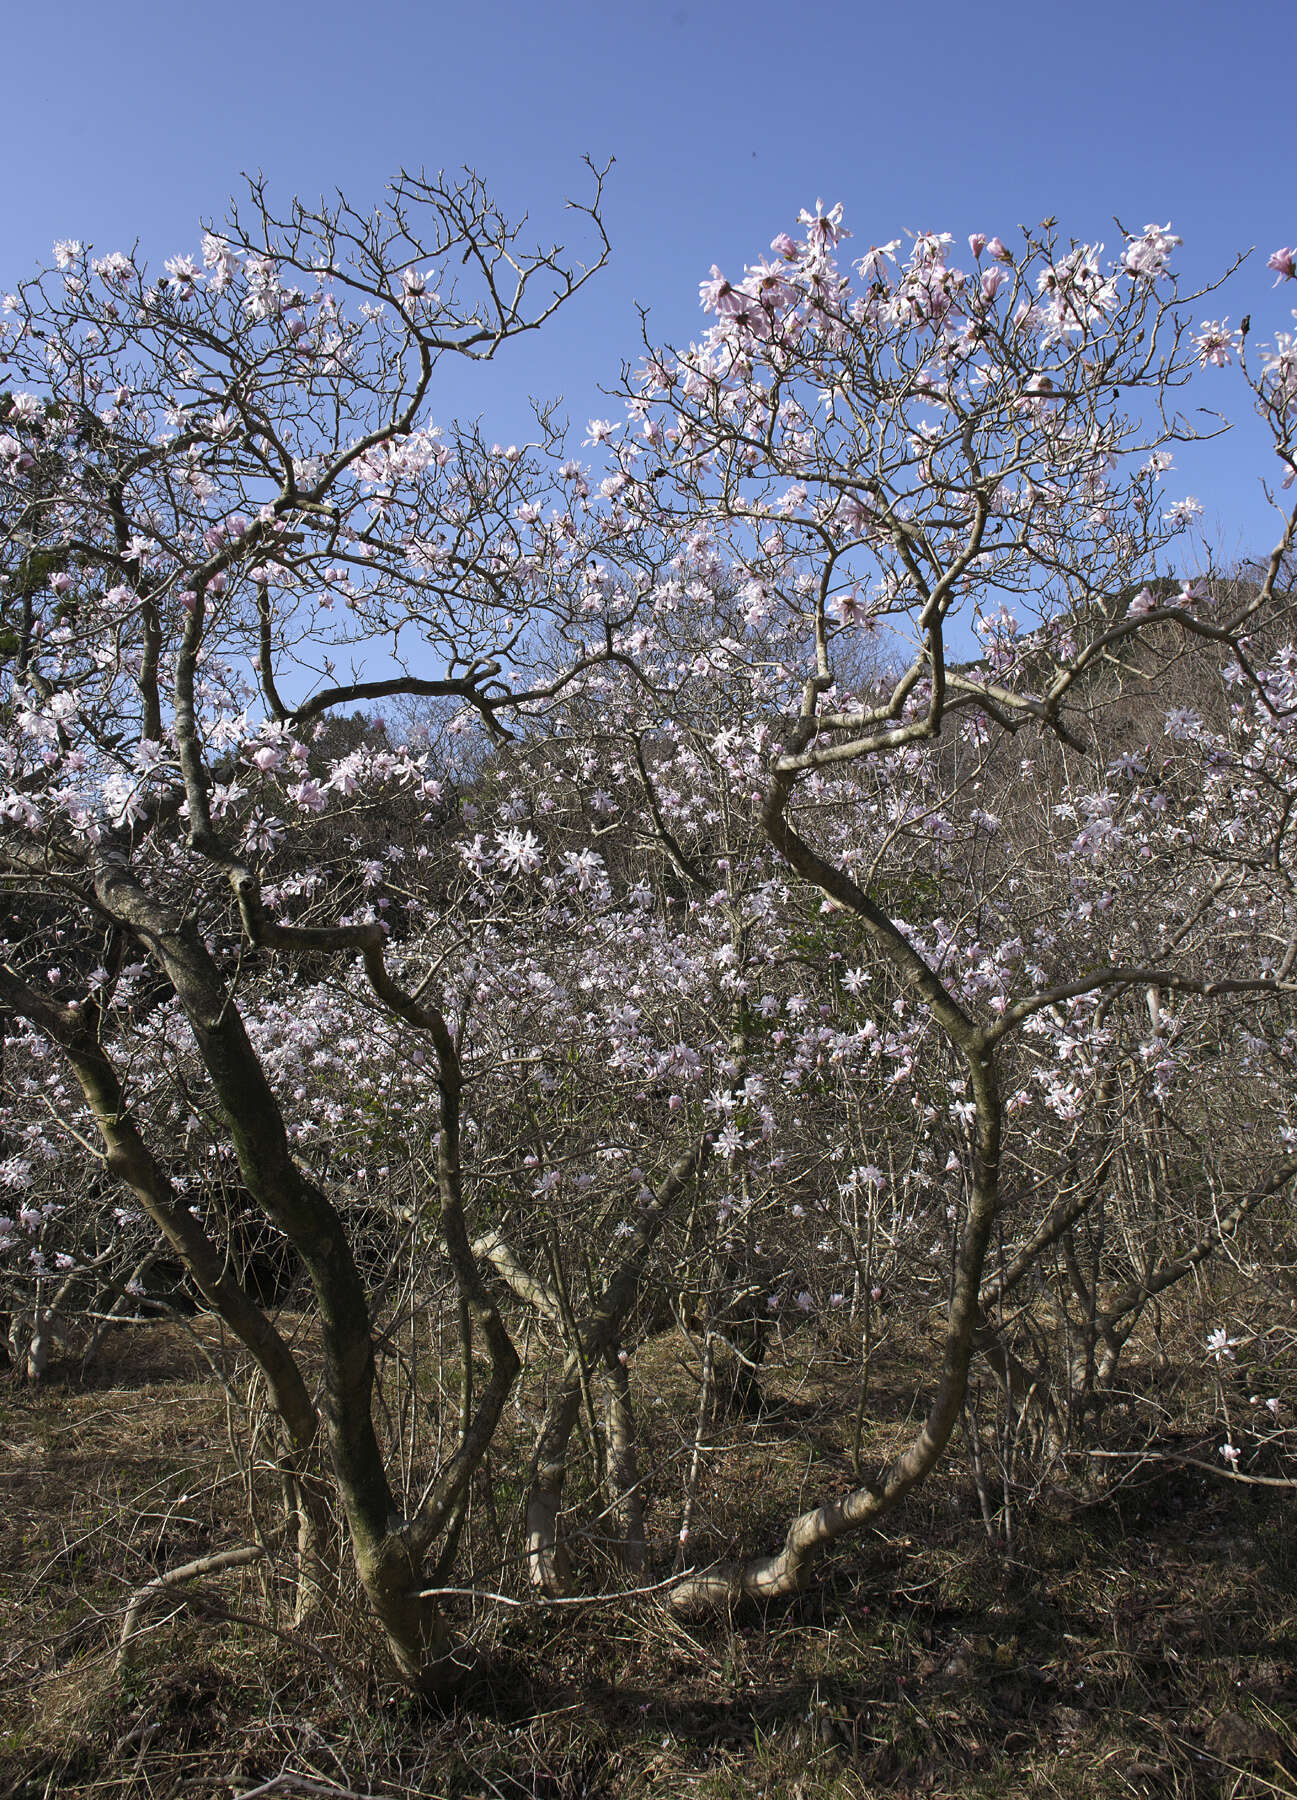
[289,779,327,813]
[562,846,605,890]
[92,250,135,288]
[699,266,741,316]
[1123,222,1181,281]
[1193,319,1241,367]
[1268,247,1296,283]
[798,199,849,252]
[856,240,901,283]
[495,827,542,875]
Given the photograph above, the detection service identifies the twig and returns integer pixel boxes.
[1087,1446,1297,1488]
[232,1776,398,1800]
[412,1569,694,1607]
[117,1542,266,1671]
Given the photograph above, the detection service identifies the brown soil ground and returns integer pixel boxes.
[1,1320,1293,1800]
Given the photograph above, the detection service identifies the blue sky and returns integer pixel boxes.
[4,0,1293,568]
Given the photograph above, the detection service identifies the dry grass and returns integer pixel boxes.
[1,1319,1294,1800]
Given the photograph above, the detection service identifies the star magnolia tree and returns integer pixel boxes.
[2,173,1296,1692]
[0,167,631,1690]
[583,205,1297,1598]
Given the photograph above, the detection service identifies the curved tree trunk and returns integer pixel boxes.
[666,770,1006,1615]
